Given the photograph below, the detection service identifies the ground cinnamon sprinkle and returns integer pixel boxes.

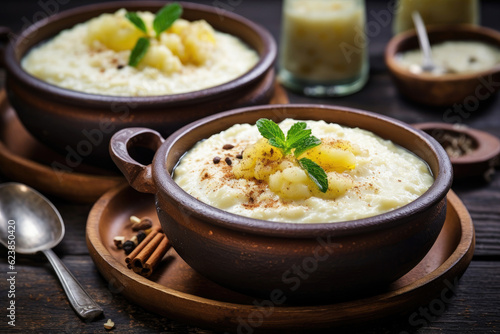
[242,181,281,209]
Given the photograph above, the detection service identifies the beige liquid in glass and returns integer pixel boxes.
[393,0,479,34]
[279,0,368,96]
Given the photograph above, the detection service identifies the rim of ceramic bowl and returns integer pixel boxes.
[154,104,453,238]
[4,1,276,107]
[385,24,500,82]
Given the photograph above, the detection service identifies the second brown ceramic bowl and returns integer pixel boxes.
[2,1,276,168]
[109,104,453,303]
[414,122,500,180]
[386,25,500,107]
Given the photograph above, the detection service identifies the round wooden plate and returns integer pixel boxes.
[86,184,475,332]
[0,85,289,203]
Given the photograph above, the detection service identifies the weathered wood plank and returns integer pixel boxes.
[0,257,498,333]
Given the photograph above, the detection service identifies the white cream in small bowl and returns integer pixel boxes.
[396,40,500,75]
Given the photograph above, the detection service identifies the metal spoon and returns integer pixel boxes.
[0,183,103,321]
[410,11,448,75]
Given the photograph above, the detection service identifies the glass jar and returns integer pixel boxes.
[278,0,368,97]
[393,0,480,34]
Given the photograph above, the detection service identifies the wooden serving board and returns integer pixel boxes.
[86,184,475,332]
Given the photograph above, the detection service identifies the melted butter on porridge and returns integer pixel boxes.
[173,119,434,223]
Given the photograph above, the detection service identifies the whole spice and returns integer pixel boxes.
[223,144,235,150]
[104,319,115,330]
[125,226,162,265]
[143,235,171,276]
[120,217,170,277]
[131,233,164,273]
[130,216,153,231]
[122,240,136,255]
[113,236,125,249]
[130,215,141,225]
[136,231,146,244]
[130,233,171,277]
[213,156,221,164]
[225,157,232,166]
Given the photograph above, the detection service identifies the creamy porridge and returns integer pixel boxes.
[397,41,500,75]
[173,119,434,223]
[21,8,259,96]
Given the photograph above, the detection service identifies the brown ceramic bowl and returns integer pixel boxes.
[2,1,276,168]
[413,122,500,180]
[109,104,453,303]
[386,25,500,107]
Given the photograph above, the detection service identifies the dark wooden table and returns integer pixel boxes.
[1,1,499,333]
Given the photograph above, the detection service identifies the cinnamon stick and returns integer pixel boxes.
[131,232,164,273]
[125,226,162,264]
[142,235,172,277]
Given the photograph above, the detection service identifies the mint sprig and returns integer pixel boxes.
[293,136,322,157]
[125,12,147,33]
[125,3,183,67]
[257,119,286,151]
[256,119,328,193]
[299,158,329,193]
[153,3,183,37]
[128,37,150,67]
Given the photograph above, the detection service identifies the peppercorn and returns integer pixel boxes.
[225,157,232,165]
[136,231,146,244]
[122,240,136,255]
[213,156,221,164]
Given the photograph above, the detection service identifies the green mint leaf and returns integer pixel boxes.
[125,12,148,33]
[286,121,307,139]
[293,136,321,157]
[154,3,183,37]
[299,158,329,193]
[256,119,286,151]
[285,122,312,154]
[128,37,150,67]
[268,138,286,150]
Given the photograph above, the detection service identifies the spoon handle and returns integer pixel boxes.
[43,249,104,321]
[411,11,434,70]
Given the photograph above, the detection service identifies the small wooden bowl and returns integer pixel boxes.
[109,104,453,303]
[385,25,500,107]
[2,1,276,168]
[414,122,500,180]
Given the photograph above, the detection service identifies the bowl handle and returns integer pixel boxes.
[109,128,164,194]
[0,26,11,68]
